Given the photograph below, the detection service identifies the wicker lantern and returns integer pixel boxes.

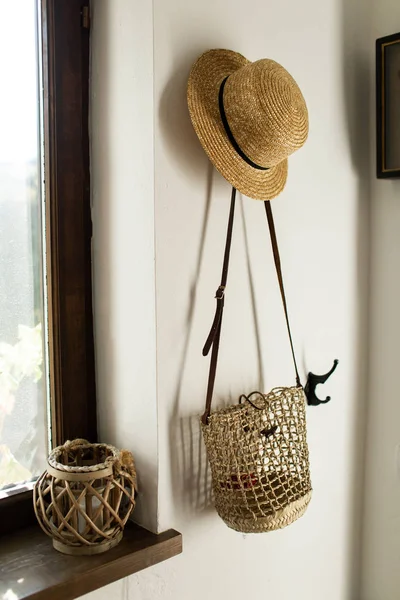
[34,439,137,555]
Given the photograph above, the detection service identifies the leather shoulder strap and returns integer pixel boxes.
[201,187,236,424]
[264,201,301,388]
[202,189,301,425]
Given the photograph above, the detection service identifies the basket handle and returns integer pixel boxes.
[201,188,301,425]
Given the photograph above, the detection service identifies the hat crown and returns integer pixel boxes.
[223,59,309,168]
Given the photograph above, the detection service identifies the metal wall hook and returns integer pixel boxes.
[305,359,339,406]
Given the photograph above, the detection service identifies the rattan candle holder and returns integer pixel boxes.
[33,439,137,555]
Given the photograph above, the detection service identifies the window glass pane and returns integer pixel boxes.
[0,0,48,490]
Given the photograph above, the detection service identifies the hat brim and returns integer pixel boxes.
[187,49,288,201]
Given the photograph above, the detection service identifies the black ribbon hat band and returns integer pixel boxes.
[218,76,269,172]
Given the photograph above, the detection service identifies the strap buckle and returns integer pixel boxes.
[215,286,225,300]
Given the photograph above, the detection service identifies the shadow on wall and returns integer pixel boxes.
[90,0,116,442]
[159,51,277,518]
[177,414,213,513]
[340,0,371,595]
[159,50,211,183]
[90,0,158,527]
[159,49,217,517]
[240,196,265,392]
[167,162,215,516]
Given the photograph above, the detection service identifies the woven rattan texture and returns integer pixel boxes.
[48,439,121,472]
[34,441,136,552]
[202,387,312,533]
[187,49,308,200]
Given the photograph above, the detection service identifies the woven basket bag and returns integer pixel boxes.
[201,188,312,533]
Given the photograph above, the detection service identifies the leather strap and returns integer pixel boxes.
[202,187,236,424]
[202,188,301,425]
[264,201,301,388]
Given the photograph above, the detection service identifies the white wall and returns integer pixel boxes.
[88,0,371,598]
[361,2,400,599]
[90,0,158,532]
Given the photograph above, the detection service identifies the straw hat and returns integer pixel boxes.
[187,49,309,200]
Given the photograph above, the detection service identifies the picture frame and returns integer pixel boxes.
[376,32,400,178]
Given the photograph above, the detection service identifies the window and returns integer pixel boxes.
[0,0,96,534]
[0,1,47,492]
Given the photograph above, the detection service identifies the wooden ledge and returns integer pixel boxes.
[0,522,182,600]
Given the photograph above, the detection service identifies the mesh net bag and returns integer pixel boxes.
[202,387,311,533]
[201,189,312,533]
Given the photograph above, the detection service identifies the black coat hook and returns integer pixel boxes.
[305,359,339,406]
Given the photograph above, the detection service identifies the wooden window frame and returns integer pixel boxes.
[376,32,400,178]
[0,0,97,535]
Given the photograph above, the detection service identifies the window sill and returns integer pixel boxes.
[0,522,182,600]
